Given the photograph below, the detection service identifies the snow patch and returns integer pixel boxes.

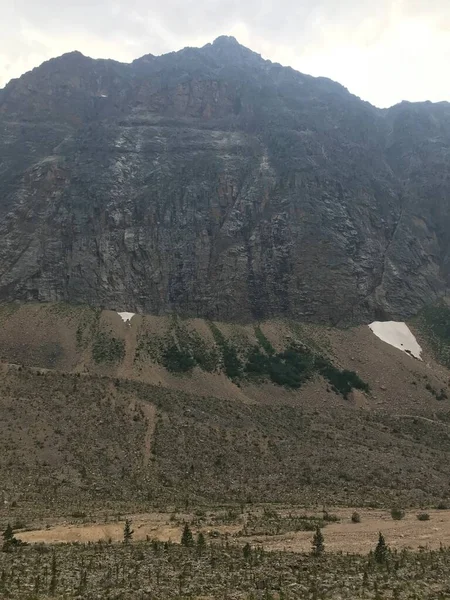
[368,321,422,360]
[118,312,135,323]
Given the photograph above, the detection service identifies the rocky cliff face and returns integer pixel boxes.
[0,36,449,323]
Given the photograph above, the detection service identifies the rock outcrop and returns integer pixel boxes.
[1,36,450,323]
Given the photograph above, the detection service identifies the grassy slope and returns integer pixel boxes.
[1,302,450,511]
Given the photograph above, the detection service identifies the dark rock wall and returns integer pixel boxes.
[1,37,449,323]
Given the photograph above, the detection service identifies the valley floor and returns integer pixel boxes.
[13,506,450,554]
[2,303,450,595]
[1,508,450,600]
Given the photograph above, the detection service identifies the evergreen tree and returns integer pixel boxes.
[196,532,206,553]
[123,519,134,544]
[311,526,325,556]
[181,523,194,547]
[2,525,14,548]
[374,532,389,564]
[2,524,25,552]
[374,582,383,600]
[49,552,57,596]
[243,542,252,560]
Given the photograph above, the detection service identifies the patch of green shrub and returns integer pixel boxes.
[162,344,195,373]
[209,322,243,379]
[417,513,430,521]
[416,303,450,367]
[244,344,314,388]
[92,332,125,364]
[323,512,340,523]
[316,355,369,398]
[425,382,448,400]
[391,507,405,520]
[176,328,219,373]
[254,326,275,355]
[145,317,371,397]
[245,347,271,376]
[135,333,165,363]
[244,335,369,396]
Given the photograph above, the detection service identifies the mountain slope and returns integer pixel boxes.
[1,37,450,323]
[1,303,450,511]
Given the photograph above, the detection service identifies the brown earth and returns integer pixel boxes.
[1,302,450,512]
[0,302,448,411]
[17,508,450,554]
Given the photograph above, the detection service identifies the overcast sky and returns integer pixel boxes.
[1,0,449,108]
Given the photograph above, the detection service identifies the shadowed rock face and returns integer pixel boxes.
[0,36,450,323]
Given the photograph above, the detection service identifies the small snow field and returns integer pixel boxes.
[368,321,422,360]
[117,312,135,323]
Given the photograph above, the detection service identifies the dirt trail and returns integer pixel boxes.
[393,414,450,428]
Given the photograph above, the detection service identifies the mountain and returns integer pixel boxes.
[1,36,450,324]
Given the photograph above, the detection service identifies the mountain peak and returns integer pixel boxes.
[212,35,240,47]
[204,35,262,66]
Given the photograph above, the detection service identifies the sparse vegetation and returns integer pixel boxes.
[1,303,450,599]
[391,508,406,521]
[416,302,450,367]
[0,537,449,599]
[322,511,340,523]
[417,512,430,521]
[162,343,195,373]
[254,326,275,355]
[238,510,327,536]
[1,303,450,525]
[209,322,243,379]
[0,363,450,509]
[135,332,165,362]
[92,332,125,364]
[425,382,448,400]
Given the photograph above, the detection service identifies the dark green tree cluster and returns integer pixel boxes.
[418,302,450,367]
[159,320,219,374]
[92,332,125,364]
[246,344,315,388]
[246,338,369,396]
[2,524,26,552]
[151,319,370,397]
[316,357,370,398]
[209,322,242,379]
[162,344,195,373]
